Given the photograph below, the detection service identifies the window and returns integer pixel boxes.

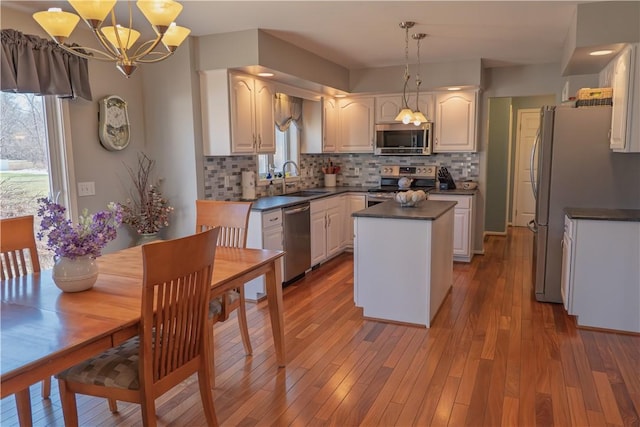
[0,92,75,268]
[258,120,300,180]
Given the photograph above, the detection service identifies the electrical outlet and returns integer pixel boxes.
[224,176,230,187]
[355,167,361,175]
[77,181,95,197]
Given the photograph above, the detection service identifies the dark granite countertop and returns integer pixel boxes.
[429,188,479,196]
[352,200,457,221]
[565,208,640,222]
[249,186,373,211]
[248,186,477,212]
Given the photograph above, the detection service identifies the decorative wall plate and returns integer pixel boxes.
[99,95,130,151]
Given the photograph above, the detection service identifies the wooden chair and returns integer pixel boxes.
[195,200,253,379]
[0,215,52,400]
[56,228,221,427]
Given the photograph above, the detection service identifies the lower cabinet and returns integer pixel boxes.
[342,193,366,248]
[311,195,345,266]
[245,208,283,300]
[561,215,640,333]
[428,194,475,262]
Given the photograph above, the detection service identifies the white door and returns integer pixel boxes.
[513,109,540,227]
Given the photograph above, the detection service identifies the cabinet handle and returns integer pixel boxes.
[269,217,279,222]
[258,134,262,148]
[253,134,256,148]
[435,137,438,145]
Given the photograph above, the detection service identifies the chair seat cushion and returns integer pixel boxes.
[56,336,140,390]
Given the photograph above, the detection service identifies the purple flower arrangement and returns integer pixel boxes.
[37,197,123,259]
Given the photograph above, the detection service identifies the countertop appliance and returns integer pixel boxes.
[375,123,432,155]
[283,203,311,284]
[367,165,436,206]
[529,105,640,303]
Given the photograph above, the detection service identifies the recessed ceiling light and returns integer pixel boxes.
[447,87,461,91]
[258,72,274,77]
[590,50,613,56]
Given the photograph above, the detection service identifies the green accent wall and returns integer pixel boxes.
[485,95,556,233]
[485,98,512,233]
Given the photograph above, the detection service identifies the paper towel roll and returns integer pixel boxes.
[242,171,256,199]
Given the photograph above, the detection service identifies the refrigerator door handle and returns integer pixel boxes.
[530,128,540,200]
[527,219,537,233]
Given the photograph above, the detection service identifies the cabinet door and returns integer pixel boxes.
[310,209,327,266]
[230,75,256,153]
[375,95,404,123]
[407,92,436,123]
[255,79,276,153]
[452,208,470,257]
[263,225,283,250]
[610,46,632,151]
[326,204,343,257]
[561,231,573,313]
[343,194,366,247]
[434,91,477,152]
[323,97,338,152]
[338,97,374,153]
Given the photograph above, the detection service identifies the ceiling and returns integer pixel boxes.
[6,1,596,71]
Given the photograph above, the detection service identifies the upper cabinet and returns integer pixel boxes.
[337,97,375,153]
[323,97,338,152]
[609,44,639,153]
[433,90,478,152]
[200,70,275,156]
[375,93,435,124]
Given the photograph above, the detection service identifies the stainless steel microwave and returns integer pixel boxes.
[375,122,432,155]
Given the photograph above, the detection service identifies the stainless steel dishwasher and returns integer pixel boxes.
[283,202,311,284]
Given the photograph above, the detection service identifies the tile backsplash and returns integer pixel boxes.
[204,153,479,200]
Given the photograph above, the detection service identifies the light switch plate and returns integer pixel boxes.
[224,176,230,187]
[78,181,95,197]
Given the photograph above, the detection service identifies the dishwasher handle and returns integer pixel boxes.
[284,205,310,215]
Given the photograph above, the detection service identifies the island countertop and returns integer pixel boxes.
[352,200,457,221]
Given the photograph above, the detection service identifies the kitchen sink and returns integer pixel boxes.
[285,190,329,197]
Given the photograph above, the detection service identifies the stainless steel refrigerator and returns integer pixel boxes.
[529,105,640,303]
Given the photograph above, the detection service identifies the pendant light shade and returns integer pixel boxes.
[33,8,80,43]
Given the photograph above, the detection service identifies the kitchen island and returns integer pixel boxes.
[353,200,457,327]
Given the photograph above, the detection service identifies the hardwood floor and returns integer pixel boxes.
[2,227,639,426]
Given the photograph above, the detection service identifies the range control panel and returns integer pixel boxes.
[380,165,437,178]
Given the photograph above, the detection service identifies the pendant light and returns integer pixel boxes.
[395,21,415,124]
[411,33,428,126]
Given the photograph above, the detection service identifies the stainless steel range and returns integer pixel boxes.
[367,165,437,206]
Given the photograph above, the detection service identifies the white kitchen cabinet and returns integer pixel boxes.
[562,215,640,333]
[342,193,366,248]
[560,216,574,314]
[337,97,375,153]
[433,90,478,152]
[375,93,435,123]
[323,97,338,152]
[245,208,283,300]
[310,195,345,266]
[200,70,275,156]
[609,44,639,152]
[428,194,475,262]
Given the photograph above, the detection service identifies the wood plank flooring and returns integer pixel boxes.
[2,227,639,426]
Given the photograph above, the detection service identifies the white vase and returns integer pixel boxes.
[52,256,99,293]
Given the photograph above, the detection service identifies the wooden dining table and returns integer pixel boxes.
[1,245,285,427]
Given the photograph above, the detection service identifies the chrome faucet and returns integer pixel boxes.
[281,160,300,194]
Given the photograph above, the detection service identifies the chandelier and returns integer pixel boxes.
[33,0,191,77]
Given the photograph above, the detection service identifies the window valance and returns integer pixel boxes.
[274,93,302,131]
[1,29,92,101]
